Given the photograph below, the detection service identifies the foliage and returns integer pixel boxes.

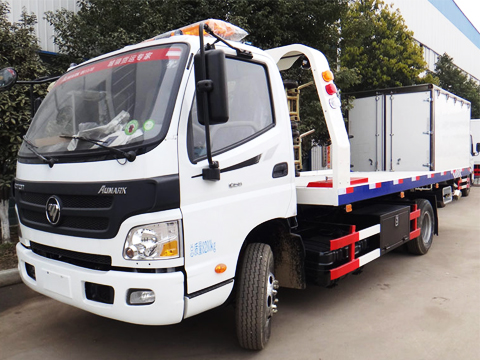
[432,53,480,118]
[0,1,47,201]
[46,0,347,63]
[340,0,431,92]
[45,0,229,64]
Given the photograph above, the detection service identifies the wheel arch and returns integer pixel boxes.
[236,218,306,290]
[405,193,439,235]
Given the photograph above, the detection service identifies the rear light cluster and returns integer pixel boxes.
[322,70,337,95]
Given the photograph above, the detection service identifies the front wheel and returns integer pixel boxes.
[235,243,279,350]
[407,199,434,255]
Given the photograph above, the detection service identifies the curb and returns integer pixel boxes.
[0,268,21,288]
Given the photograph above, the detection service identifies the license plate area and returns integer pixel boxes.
[41,268,72,298]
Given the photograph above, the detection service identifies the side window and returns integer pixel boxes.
[188,58,274,162]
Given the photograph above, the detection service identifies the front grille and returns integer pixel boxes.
[19,191,113,237]
[30,241,111,270]
[22,192,50,205]
[22,192,113,209]
[23,209,109,231]
[14,175,180,239]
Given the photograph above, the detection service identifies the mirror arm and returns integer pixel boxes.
[198,22,220,181]
[16,75,61,85]
[16,76,61,118]
[203,24,252,59]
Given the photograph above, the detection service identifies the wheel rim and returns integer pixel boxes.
[265,272,278,340]
[421,211,432,245]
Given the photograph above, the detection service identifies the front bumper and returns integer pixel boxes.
[17,243,185,325]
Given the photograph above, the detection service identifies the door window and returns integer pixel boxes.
[188,58,274,162]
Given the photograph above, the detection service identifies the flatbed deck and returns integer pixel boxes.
[296,167,471,206]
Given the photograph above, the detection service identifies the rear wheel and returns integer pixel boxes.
[461,176,471,197]
[235,243,279,350]
[407,199,434,255]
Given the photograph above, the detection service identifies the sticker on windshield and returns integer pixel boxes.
[54,47,183,88]
[125,120,139,135]
[143,119,155,131]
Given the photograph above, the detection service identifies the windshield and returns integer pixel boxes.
[19,43,188,162]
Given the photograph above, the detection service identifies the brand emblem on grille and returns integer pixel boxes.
[46,196,62,226]
[98,185,127,195]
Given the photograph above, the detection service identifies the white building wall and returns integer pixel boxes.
[5,0,79,54]
[385,0,480,82]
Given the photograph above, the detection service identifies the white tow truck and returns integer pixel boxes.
[1,20,470,350]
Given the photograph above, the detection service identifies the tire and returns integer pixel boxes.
[235,243,279,350]
[407,199,434,255]
[461,177,471,197]
[461,186,470,197]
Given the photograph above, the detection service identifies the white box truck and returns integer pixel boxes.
[0,20,471,350]
[471,119,480,184]
[347,85,472,204]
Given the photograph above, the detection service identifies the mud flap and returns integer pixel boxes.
[272,233,306,289]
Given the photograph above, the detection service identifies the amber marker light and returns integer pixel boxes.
[322,70,334,82]
[345,204,353,213]
[215,264,227,274]
[399,192,405,198]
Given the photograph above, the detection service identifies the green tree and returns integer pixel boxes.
[433,53,480,118]
[340,0,430,92]
[0,1,47,242]
[45,0,229,64]
[46,0,348,65]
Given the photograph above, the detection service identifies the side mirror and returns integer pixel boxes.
[476,143,480,153]
[194,49,229,125]
[0,67,18,91]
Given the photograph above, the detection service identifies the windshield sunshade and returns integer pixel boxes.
[19,43,188,162]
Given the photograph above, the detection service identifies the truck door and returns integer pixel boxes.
[177,55,295,300]
[349,95,384,171]
[386,92,431,171]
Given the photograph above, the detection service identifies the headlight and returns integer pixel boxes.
[123,221,181,260]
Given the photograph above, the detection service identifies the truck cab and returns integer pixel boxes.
[12,20,304,327]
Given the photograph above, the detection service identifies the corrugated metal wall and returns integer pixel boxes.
[385,0,480,82]
[5,0,79,54]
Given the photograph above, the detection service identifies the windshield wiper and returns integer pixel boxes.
[23,136,57,168]
[60,135,137,162]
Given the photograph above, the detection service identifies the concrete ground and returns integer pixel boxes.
[0,189,479,360]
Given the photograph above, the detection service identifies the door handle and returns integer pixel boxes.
[272,162,288,178]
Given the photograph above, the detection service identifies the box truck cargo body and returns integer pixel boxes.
[347,85,471,173]
[471,119,480,183]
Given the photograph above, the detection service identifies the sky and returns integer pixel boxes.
[454,0,480,32]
